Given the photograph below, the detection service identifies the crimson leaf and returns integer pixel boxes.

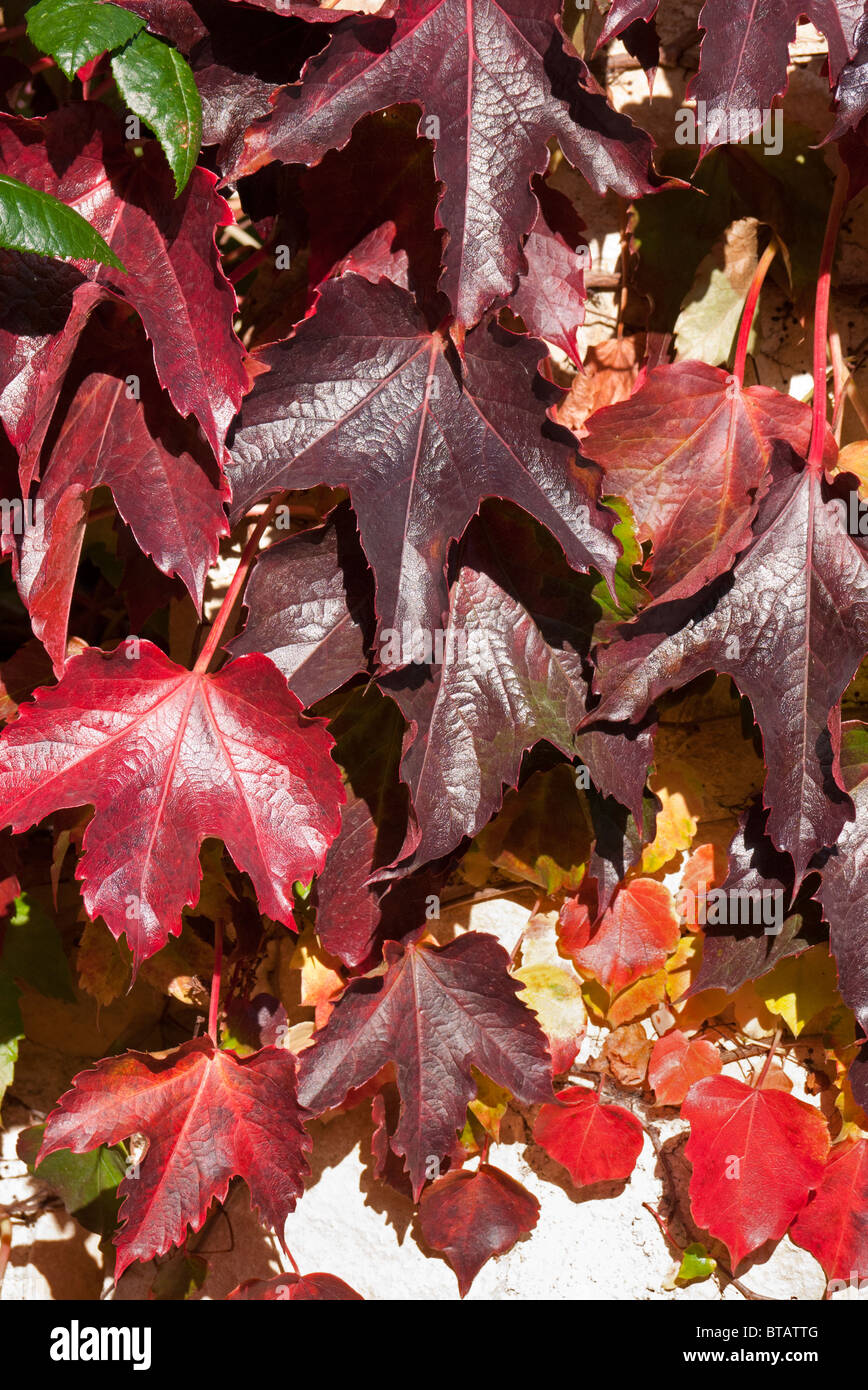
[418,1162,539,1296]
[14,317,229,676]
[511,176,587,367]
[381,505,653,871]
[790,1138,868,1283]
[230,501,374,708]
[38,1037,311,1279]
[687,801,812,998]
[227,0,661,329]
[683,1074,830,1270]
[228,1271,364,1299]
[297,931,554,1198]
[586,454,868,884]
[0,105,247,476]
[228,273,619,638]
[816,722,868,1044]
[579,361,821,602]
[0,643,344,966]
[688,0,863,153]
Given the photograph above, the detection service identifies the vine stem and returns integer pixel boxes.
[808,164,850,467]
[754,1026,783,1090]
[194,503,278,675]
[89,74,115,100]
[208,920,223,1044]
[732,239,777,385]
[0,1217,11,1295]
[228,244,269,285]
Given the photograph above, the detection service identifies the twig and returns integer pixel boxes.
[808,165,849,467]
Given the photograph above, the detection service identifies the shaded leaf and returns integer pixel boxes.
[228,273,619,639]
[418,1162,539,1296]
[587,452,868,884]
[229,0,661,328]
[0,106,246,474]
[298,931,554,1198]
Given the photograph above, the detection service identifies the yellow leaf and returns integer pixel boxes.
[639,787,697,874]
[665,932,702,1003]
[291,925,345,1028]
[467,1069,511,1142]
[513,963,586,1073]
[671,988,730,1034]
[754,946,843,1037]
[608,971,667,1026]
[836,440,868,498]
[77,918,129,1007]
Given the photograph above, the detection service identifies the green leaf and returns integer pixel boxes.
[27,0,143,81]
[0,174,126,269]
[677,1242,716,1284]
[2,893,76,1001]
[17,1124,126,1238]
[0,970,24,1105]
[591,495,650,625]
[111,32,202,195]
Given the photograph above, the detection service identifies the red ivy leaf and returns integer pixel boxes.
[0,106,247,475]
[647,1029,722,1106]
[0,644,344,966]
[15,324,229,676]
[230,501,374,708]
[418,1163,540,1296]
[511,178,587,367]
[383,505,652,871]
[829,16,868,139]
[597,0,658,49]
[587,453,868,885]
[816,722,868,1079]
[227,1271,364,1300]
[228,0,660,329]
[532,1086,644,1187]
[567,878,680,995]
[298,931,554,1198]
[682,1074,830,1270]
[228,274,619,639]
[688,0,863,153]
[579,361,823,601]
[790,1138,868,1283]
[37,1037,311,1280]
